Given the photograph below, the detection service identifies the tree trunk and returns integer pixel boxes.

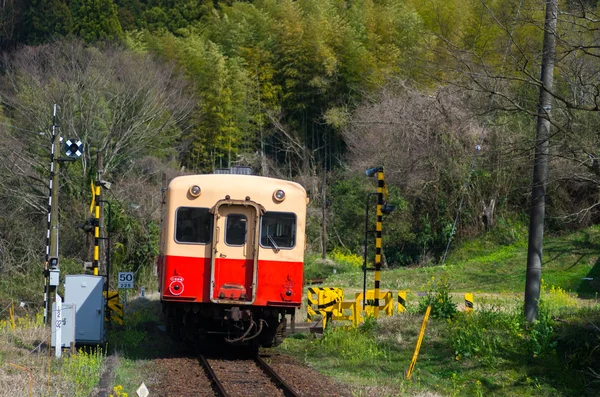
[481,199,495,232]
[322,169,327,259]
[525,0,557,323]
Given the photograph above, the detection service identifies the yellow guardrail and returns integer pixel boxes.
[307,287,402,328]
[305,288,479,328]
[355,290,394,318]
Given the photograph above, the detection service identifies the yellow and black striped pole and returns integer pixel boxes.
[93,183,101,276]
[374,169,384,317]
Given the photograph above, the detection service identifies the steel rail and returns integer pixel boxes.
[198,354,230,397]
[255,355,300,397]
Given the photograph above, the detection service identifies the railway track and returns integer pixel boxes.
[199,352,301,397]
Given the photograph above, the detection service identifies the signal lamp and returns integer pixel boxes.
[189,185,201,198]
[365,166,383,177]
[382,203,396,215]
[273,189,286,202]
[49,257,59,269]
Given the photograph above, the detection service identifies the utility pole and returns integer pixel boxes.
[94,152,105,276]
[44,104,61,324]
[322,169,327,259]
[524,0,557,323]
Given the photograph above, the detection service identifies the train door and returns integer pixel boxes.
[210,200,262,304]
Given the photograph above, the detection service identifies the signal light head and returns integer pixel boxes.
[189,185,201,198]
[273,189,286,202]
[382,203,396,215]
[365,166,383,177]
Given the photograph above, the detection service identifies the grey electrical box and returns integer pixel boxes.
[64,275,104,344]
[51,302,75,348]
[49,269,60,286]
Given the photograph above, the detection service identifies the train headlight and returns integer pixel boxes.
[189,185,201,198]
[273,189,286,202]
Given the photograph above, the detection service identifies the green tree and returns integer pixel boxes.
[23,0,73,44]
[70,0,123,42]
[0,0,29,49]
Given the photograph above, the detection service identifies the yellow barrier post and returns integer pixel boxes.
[397,291,407,313]
[306,287,320,322]
[383,291,394,316]
[465,293,474,312]
[103,291,123,325]
[318,288,343,328]
[354,292,365,325]
[334,301,359,327]
[9,300,15,329]
[406,305,431,380]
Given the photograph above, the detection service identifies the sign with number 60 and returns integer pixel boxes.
[118,272,134,289]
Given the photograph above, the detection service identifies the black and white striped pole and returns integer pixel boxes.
[42,106,83,324]
[43,105,60,325]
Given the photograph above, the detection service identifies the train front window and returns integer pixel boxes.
[225,214,247,246]
[175,207,212,244]
[260,212,296,249]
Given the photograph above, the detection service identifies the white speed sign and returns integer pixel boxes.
[118,272,134,289]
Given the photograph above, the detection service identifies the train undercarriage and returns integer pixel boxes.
[163,302,294,348]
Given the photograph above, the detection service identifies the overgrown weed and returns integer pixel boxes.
[61,347,105,396]
[318,317,387,364]
[418,274,458,319]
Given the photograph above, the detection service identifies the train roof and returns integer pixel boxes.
[167,174,307,202]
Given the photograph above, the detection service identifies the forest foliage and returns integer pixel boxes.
[2,0,600,301]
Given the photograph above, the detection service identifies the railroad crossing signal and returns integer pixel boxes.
[64,139,83,158]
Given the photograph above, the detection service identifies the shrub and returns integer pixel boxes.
[418,274,457,319]
[449,303,522,360]
[330,249,363,270]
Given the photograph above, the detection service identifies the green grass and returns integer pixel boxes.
[282,226,600,396]
[282,295,600,396]
[325,225,600,297]
[105,295,185,396]
[111,357,150,397]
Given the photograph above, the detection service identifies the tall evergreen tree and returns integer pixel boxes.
[24,0,73,45]
[70,0,123,42]
[0,0,28,50]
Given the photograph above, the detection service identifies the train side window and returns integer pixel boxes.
[225,214,247,246]
[260,212,296,249]
[175,207,212,244]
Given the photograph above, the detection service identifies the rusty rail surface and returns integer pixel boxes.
[198,354,230,397]
[198,351,300,397]
[254,354,300,397]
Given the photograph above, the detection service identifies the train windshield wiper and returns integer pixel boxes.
[267,235,280,253]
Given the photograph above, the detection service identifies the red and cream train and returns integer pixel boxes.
[157,173,307,347]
